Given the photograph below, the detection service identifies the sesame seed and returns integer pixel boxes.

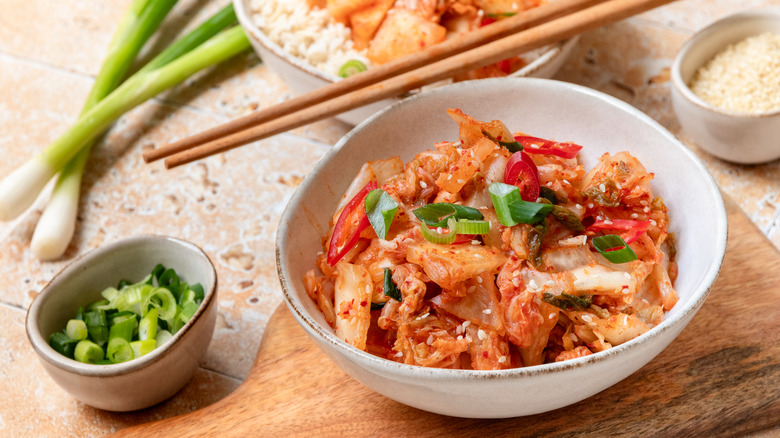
[531,143,540,149]
[474,254,484,259]
[478,329,487,340]
[588,203,594,209]
[421,312,430,319]
[582,314,593,322]
[603,219,613,225]
[642,299,649,304]
[396,351,403,357]
[512,270,520,277]
[498,356,507,364]
[419,181,428,189]
[447,174,453,180]
[576,203,582,209]
[548,313,555,319]
[457,335,463,340]
[528,279,538,289]
[640,200,648,206]
[483,309,492,315]
[563,179,570,185]
[456,325,463,335]
[457,179,466,184]
[426,335,434,345]
[644,207,650,213]
[476,276,483,284]
[616,182,622,189]
[631,213,638,218]
[599,183,606,192]
[547,182,553,187]
[436,227,444,233]
[463,321,471,328]
[471,240,481,245]
[650,219,657,226]
[512,278,520,287]
[624,272,632,279]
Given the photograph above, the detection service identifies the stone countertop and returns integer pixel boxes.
[1,0,778,435]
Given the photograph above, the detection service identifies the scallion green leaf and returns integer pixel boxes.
[383,268,402,302]
[592,235,637,263]
[74,340,105,364]
[413,203,483,227]
[107,338,134,363]
[364,189,398,240]
[507,199,553,224]
[65,319,88,341]
[49,332,79,358]
[489,182,522,226]
[420,217,458,244]
[454,219,490,235]
[338,59,367,78]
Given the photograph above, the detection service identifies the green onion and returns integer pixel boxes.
[109,315,137,343]
[420,217,459,244]
[49,332,79,358]
[338,59,367,78]
[413,203,483,227]
[383,268,402,302]
[138,308,158,341]
[592,235,637,263]
[542,292,593,311]
[156,329,174,346]
[364,189,398,240]
[489,182,522,226]
[65,319,88,341]
[74,340,105,364]
[455,219,490,235]
[482,130,522,152]
[130,339,157,358]
[146,287,177,321]
[507,199,553,224]
[84,310,109,346]
[10,3,249,261]
[107,338,134,363]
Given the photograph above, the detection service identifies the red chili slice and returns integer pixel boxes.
[514,135,583,159]
[587,219,651,244]
[504,151,540,202]
[327,181,377,266]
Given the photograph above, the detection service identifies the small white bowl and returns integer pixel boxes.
[26,235,218,412]
[234,0,578,125]
[276,78,727,418]
[671,10,780,164]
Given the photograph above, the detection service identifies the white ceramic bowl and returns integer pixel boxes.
[26,235,218,412]
[671,10,780,164]
[277,77,727,418]
[234,0,578,125]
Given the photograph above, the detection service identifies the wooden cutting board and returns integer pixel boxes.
[114,197,780,437]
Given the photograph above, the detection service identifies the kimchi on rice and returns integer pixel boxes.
[304,109,678,370]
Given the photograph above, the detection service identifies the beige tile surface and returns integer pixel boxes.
[1,0,778,436]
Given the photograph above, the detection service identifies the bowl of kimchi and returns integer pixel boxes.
[276,77,727,418]
[235,0,579,125]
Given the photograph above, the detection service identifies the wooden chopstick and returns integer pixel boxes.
[162,0,675,169]
[143,0,606,164]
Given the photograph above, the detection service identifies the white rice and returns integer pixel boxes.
[249,0,372,78]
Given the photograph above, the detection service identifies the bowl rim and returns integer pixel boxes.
[25,234,218,377]
[233,0,576,84]
[670,10,780,119]
[276,77,728,380]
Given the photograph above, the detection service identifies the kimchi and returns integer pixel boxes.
[304,109,678,370]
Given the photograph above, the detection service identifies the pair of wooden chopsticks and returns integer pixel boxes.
[145,0,675,169]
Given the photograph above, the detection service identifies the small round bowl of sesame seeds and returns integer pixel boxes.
[671,10,780,164]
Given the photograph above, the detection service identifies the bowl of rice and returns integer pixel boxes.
[671,10,780,164]
[235,0,579,125]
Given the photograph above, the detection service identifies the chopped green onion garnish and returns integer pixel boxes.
[542,292,592,311]
[364,189,398,240]
[49,332,79,358]
[107,338,134,363]
[138,308,158,341]
[489,182,522,226]
[592,235,637,263]
[65,319,88,341]
[74,340,104,364]
[156,329,173,346]
[146,287,177,321]
[413,203,483,227]
[383,268,402,302]
[420,217,458,244]
[109,315,137,343]
[482,130,522,152]
[507,199,553,224]
[338,59,367,78]
[130,339,156,358]
[455,219,490,235]
[49,264,204,364]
